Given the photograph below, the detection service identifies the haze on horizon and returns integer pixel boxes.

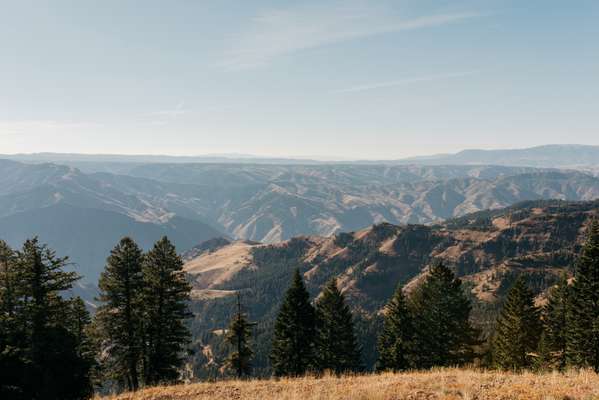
[1,1,598,159]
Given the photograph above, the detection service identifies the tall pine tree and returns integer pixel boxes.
[141,236,192,385]
[96,237,144,392]
[17,238,91,399]
[410,261,479,368]
[314,279,361,374]
[270,269,316,376]
[225,292,255,378]
[492,276,542,370]
[0,240,27,400]
[539,274,569,370]
[566,220,599,370]
[377,284,415,372]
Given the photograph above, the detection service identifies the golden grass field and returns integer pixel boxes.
[105,369,599,400]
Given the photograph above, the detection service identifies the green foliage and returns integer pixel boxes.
[314,279,362,374]
[95,237,144,392]
[538,274,569,370]
[492,276,542,370]
[410,261,479,368]
[0,238,92,400]
[95,236,192,390]
[270,269,316,376]
[141,236,192,385]
[225,293,255,378]
[376,285,415,371]
[566,221,599,370]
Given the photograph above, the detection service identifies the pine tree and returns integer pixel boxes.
[410,261,479,368]
[96,237,144,392]
[540,274,569,370]
[67,297,92,353]
[566,221,599,370]
[0,240,18,325]
[270,269,316,376]
[67,297,97,390]
[141,236,192,385]
[376,284,415,371]
[314,279,361,374]
[0,240,28,400]
[225,292,255,378]
[492,276,542,370]
[18,238,92,399]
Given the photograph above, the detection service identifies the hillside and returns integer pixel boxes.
[3,159,599,247]
[0,203,222,282]
[107,369,599,400]
[183,200,599,376]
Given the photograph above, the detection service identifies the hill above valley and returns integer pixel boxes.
[106,369,599,400]
[182,199,599,375]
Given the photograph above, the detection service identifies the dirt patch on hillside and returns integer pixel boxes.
[184,241,257,288]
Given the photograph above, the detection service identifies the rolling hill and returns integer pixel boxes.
[3,158,599,285]
[0,203,222,283]
[182,199,599,376]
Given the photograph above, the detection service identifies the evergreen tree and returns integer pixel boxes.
[376,284,415,371]
[314,279,361,374]
[225,292,255,378]
[270,269,316,376]
[17,238,91,399]
[0,240,28,400]
[141,237,192,385]
[410,261,479,368]
[0,241,18,326]
[96,237,144,392]
[539,274,569,370]
[67,297,92,353]
[66,297,97,391]
[492,276,542,370]
[566,221,599,370]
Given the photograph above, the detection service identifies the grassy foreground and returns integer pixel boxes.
[104,369,599,400]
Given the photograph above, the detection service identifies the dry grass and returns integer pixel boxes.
[103,369,599,400]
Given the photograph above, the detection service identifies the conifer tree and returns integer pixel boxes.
[18,238,92,399]
[141,236,192,385]
[410,261,479,368]
[492,276,542,370]
[225,292,255,378]
[96,237,144,392]
[0,240,18,326]
[67,297,97,388]
[540,274,569,370]
[67,297,92,352]
[270,269,316,376]
[377,284,415,371]
[314,279,361,374]
[566,221,599,370]
[0,240,27,399]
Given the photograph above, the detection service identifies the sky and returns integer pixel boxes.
[1,0,598,159]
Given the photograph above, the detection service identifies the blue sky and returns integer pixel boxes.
[1,0,597,159]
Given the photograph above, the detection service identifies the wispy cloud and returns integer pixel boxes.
[149,100,187,118]
[334,71,479,93]
[223,3,483,69]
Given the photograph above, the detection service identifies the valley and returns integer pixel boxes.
[2,151,599,283]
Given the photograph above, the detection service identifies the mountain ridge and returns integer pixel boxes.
[182,199,599,375]
[3,144,599,169]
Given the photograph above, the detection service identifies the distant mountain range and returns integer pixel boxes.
[395,144,599,168]
[3,144,599,170]
[1,144,599,283]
